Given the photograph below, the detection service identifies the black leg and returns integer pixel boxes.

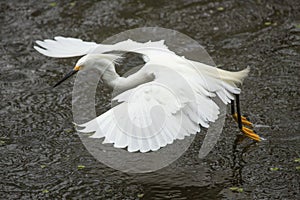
[231,94,262,141]
[231,100,235,115]
[235,94,242,129]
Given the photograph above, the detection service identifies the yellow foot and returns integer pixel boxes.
[232,113,253,127]
[241,126,263,141]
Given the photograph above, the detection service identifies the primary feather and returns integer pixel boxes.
[34,36,170,58]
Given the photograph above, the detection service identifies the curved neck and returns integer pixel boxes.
[108,69,155,95]
[97,59,154,94]
[102,68,119,87]
[99,61,120,89]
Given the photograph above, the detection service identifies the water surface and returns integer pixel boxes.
[1,0,299,199]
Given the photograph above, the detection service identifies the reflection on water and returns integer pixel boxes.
[1,0,299,199]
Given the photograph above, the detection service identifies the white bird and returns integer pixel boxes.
[34,36,263,153]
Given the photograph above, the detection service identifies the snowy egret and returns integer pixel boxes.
[34,36,263,153]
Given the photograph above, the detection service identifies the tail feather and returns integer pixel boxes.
[193,60,250,85]
[216,66,250,84]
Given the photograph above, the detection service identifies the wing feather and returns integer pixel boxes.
[34,36,170,59]
[78,81,194,152]
[34,37,98,58]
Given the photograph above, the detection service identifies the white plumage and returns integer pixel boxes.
[34,36,249,153]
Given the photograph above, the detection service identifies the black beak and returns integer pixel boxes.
[53,70,78,88]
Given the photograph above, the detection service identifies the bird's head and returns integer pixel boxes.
[53,53,121,87]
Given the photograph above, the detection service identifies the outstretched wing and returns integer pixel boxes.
[34,36,170,58]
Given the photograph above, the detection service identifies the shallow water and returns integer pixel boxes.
[1,0,299,199]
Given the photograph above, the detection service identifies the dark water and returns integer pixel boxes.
[1,0,299,199]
